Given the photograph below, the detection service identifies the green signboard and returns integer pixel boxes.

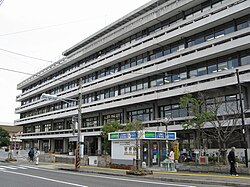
[110,133,119,139]
[145,131,155,138]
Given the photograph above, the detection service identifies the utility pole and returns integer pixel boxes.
[236,69,248,168]
[75,78,83,170]
[40,85,83,169]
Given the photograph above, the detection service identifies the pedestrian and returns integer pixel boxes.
[169,148,175,162]
[228,147,238,176]
[35,148,40,165]
[28,148,34,162]
[169,148,175,171]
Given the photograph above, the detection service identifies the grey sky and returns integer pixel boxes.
[0,0,148,124]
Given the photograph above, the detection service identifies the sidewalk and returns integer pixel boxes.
[55,163,250,187]
[1,157,250,187]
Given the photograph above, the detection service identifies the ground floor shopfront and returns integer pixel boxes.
[21,124,250,165]
[21,116,250,161]
[22,135,102,157]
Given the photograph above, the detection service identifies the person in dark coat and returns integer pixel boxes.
[228,147,238,176]
[28,148,35,161]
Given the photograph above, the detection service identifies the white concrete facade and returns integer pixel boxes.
[15,0,250,157]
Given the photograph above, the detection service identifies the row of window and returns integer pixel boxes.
[21,13,250,107]
[84,14,250,84]
[23,93,242,133]
[83,50,250,104]
[22,12,250,105]
[160,94,241,119]
[21,0,235,94]
[20,48,250,119]
[22,80,78,106]
[26,121,66,133]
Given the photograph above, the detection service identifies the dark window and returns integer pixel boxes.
[228,56,239,69]
[208,64,217,74]
[163,46,170,56]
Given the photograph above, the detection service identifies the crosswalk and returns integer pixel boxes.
[0,165,38,171]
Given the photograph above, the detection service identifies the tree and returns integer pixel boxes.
[180,93,214,151]
[124,120,144,170]
[0,127,10,147]
[202,97,241,164]
[101,121,124,155]
[180,93,242,164]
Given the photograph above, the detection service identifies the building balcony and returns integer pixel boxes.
[15,28,250,114]
[16,0,248,99]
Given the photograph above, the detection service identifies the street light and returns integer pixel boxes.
[40,78,83,170]
[157,118,171,158]
[236,69,248,168]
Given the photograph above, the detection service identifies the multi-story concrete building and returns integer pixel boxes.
[15,0,250,163]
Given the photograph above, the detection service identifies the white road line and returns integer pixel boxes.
[19,165,38,169]
[0,165,27,170]
[3,170,88,187]
[0,166,18,170]
[18,166,195,187]
[16,166,28,170]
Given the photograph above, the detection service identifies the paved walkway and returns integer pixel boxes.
[55,163,250,187]
[1,157,250,187]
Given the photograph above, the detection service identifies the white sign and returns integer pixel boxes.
[111,140,140,160]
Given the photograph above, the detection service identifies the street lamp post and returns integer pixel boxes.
[158,118,171,158]
[236,69,248,168]
[40,78,83,170]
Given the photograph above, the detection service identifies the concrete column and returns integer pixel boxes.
[50,139,55,152]
[38,140,42,151]
[31,141,34,148]
[153,103,159,119]
[122,108,127,123]
[97,137,102,155]
[22,141,25,150]
[99,112,103,126]
[63,138,68,153]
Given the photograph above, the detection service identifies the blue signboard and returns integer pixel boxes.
[156,132,166,139]
[119,133,128,139]
[130,132,137,139]
[167,132,176,140]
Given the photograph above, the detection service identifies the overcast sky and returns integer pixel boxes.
[0,0,149,124]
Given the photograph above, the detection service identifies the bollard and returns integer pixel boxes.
[142,161,146,169]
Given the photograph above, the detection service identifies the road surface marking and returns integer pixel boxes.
[0,166,18,170]
[0,165,28,170]
[19,165,39,169]
[17,166,195,187]
[3,170,88,187]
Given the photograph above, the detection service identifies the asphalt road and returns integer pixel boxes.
[0,162,228,187]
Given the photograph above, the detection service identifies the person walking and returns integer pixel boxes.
[228,147,238,176]
[169,148,175,171]
[169,148,175,162]
[35,148,40,165]
[28,148,34,162]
